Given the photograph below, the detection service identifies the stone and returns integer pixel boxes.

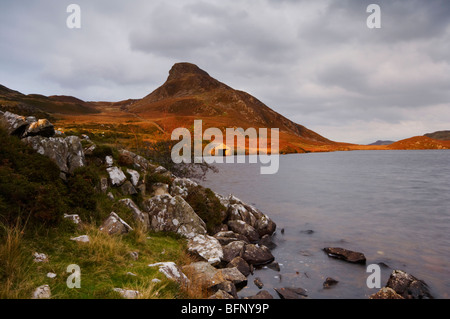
[274,287,308,299]
[129,251,139,261]
[266,261,281,272]
[70,235,90,243]
[47,273,57,279]
[323,277,339,288]
[65,136,86,173]
[216,267,247,287]
[211,280,237,299]
[187,234,223,265]
[323,247,366,264]
[148,262,189,287]
[150,183,170,196]
[143,194,207,238]
[227,257,251,277]
[100,177,108,193]
[120,180,137,195]
[126,168,140,186]
[119,198,149,226]
[32,285,51,299]
[222,241,246,263]
[244,290,274,299]
[107,192,114,200]
[254,277,264,289]
[63,213,82,225]
[242,244,274,266]
[208,290,235,299]
[370,287,404,299]
[105,155,113,167]
[385,270,433,299]
[259,234,276,250]
[106,166,127,186]
[227,220,260,243]
[214,231,249,245]
[99,212,133,235]
[23,119,55,138]
[113,288,140,299]
[33,252,48,263]
[170,177,199,198]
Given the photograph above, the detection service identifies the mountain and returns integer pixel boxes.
[122,62,339,152]
[387,136,450,150]
[0,84,99,119]
[368,140,395,146]
[424,130,450,141]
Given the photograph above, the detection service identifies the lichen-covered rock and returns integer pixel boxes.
[188,234,223,265]
[23,119,55,138]
[143,194,207,238]
[119,198,149,226]
[99,212,133,235]
[148,262,189,287]
[106,166,127,186]
[385,270,433,299]
[65,136,86,173]
[32,285,51,299]
[227,220,260,243]
[1,111,28,135]
[170,177,199,198]
[120,180,137,195]
[150,183,170,196]
[33,252,48,263]
[126,168,140,186]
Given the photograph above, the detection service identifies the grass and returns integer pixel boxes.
[0,217,199,299]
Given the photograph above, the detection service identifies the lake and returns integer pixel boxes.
[202,150,450,299]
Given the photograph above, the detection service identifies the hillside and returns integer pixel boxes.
[387,136,450,150]
[424,130,450,141]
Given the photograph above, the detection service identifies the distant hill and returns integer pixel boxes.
[387,136,450,150]
[0,84,99,119]
[424,130,450,141]
[368,140,395,146]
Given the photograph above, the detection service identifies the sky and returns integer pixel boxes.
[1,0,449,144]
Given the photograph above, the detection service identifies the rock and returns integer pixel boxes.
[1,111,29,136]
[106,166,127,186]
[370,287,404,299]
[120,180,137,195]
[242,244,274,266]
[274,287,308,299]
[214,231,249,245]
[187,234,223,265]
[323,247,366,264]
[47,272,57,279]
[148,262,189,287]
[323,277,339,288]
[170,177,198,198]
[217,267,247,287]
[33,252,48,263]
[208,290,235,299]
[107,192,114,200]
[385,270,433,299]
[23,119,55,138]
[266,261,281,272]
[99,212,133,235]
[227,257,251,277]
[32,285,51,299]
[105,155,114,167]
[259,234,276,250]
[113,288,140,299]
[23,135,85,174]
[227,220,259,243]
[126,168,140,186]
[222,241,246,263]
[254,277,264,289]
[70,235,90,243]
[212,280,237,299]
[129,251,139,261]
[244,290,274,299]
[154,166,168,174]
[143,194,207,238]
[100,177,108,193]
[119,198,149,226]
[63,213,82,226]
[150,183,170,196]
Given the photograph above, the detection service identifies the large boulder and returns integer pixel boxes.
[323,247,366,264]
[187,234,223,265]
[385,270,433,299]
[23,119,54,138]
[227,220,260,243]
[65,136,86,172]
[222,240,246,263]
[1,111,29,136]
[143,194,207,238]
[119,198,149,226]
[242,244,274,266]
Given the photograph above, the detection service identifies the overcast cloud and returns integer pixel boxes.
[1,0,449,143]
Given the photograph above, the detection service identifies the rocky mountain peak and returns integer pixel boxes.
[167,62,210,81]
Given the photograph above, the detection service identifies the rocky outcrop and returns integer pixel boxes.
[323,247,366,264]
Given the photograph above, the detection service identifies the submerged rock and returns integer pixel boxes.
[323,247,366,264]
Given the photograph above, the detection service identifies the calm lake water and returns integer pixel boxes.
[202,150,450,299]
